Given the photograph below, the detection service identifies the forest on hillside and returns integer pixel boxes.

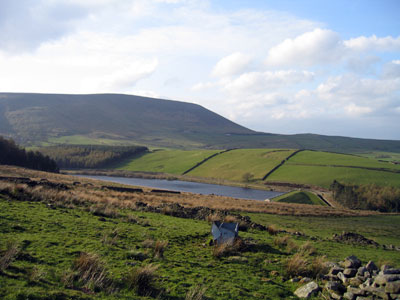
[0,136,59,172]
[38,145,148,169]
[331,180,400,212]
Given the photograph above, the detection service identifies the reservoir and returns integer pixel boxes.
[77,175,284,201]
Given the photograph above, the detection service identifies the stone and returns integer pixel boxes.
[357,267,367,277]
[344,256,361,269]
[359,278,374,289]
[349,277,364,287]
[294,281,320,299]
[338,272,349,285]
[365,261,378,272]
[344,268,358,277]
[355,297,373,300]
[374,274,400,285]
[227,256,248,263]
[347,287,364,296]
[330,266,345,276]
[385,281,400,294]
[325,281,346,293]
[381,268,400,275]
[330,291,342,299]
[343,291,356,300]
[390,294,400,300]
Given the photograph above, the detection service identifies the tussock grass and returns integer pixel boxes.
[285,253,309,278]
[267,224,279,235]
[0,240,20,272]
[186,285,207,300]
[213,238,245,258]
[154,240,168,259]
[126,264,159,296]
[63,252,111,292]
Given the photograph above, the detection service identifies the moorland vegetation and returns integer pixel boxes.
[1,165,400,300]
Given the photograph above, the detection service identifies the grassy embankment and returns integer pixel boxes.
[1,166,400,300]
[271,191,326,206]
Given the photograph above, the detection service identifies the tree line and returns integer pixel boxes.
[331,180,400,212]
[0,136,59,172]
[38,145,148,169]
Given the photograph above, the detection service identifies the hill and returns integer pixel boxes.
[1,92,400,152]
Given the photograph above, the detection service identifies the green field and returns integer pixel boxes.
[116,149,220,174]
[271,191,327,206]
[356,151,400,163]
[187,149,294,181]
[1,195,400,300]
[289,150,400,171]
[267,164,400,188]
[46,135,137,146]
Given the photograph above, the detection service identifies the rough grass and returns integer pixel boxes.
[187,149,295,181]
[116,149,220,174]
[1,167,400,299]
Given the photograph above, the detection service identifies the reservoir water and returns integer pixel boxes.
[77,175,284,201]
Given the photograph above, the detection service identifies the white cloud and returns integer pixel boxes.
[344,103,372,116]
[265,28,344,66]
[222,70,314,94]
[344,35,400,52]
[212,52,251,78]
[382,60,400,79]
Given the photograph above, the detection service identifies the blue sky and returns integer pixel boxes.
[0,0,399,140]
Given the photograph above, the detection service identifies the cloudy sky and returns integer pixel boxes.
[1,0,399,140]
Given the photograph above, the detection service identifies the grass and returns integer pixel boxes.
[46,135,138,146]
[115,149,220,174]
[1,166,400,299]
[272,191,327,206]
[355,151,400,163]
[267,164,400,188]
[289,150,400,171]
[187,149,295,181]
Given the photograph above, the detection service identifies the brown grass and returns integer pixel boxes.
[142,239,155,249]
[186,285,207,300]
[285,253,309,278]
[0,240,20,271]
[126,264,159,296]
[63,252,111,291]
[267,224,279,235]
[213,238,244,258]
[298,241,316,256]
[154,240,168,259]
[273,236,291,249]
[310,256,329,278]
[0,165,382,218]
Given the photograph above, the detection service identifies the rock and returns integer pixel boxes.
[349,277,364,287]
[338,272,349,285]
[390,294,400,300]
[330,266,345,276]
[290,277,300,283]
[330,291,342,299]
[357,267,367,277]
[347,287,364,296]
[344,256,361,269]
[344,291,356,300]
[385,281,400,294]
[344,268,358,277]
[381,265,392,272]
[355,297,373,300]
[294,281,320,299]
[359,278,374,289]
[374,274,400,285]
[381,268,400,275]
[325,281,346,293]
[365,261,378,272]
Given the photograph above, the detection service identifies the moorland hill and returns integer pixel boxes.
[1,92,400,153]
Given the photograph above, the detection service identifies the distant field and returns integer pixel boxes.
[267,164,400,188]
[271,191,327,206]
[187,149,295,181]
[116,149,220,174]
[46,135,136,146]
[356,151,400,163]
[290,150,400,171]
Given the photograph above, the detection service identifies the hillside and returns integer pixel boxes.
[1,92,400,152]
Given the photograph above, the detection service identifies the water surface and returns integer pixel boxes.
[77,175,283,201]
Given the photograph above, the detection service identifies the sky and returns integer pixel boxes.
[0,0,399,140]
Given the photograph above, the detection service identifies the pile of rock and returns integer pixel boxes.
[294,255,400,299]
[324,255,400,300]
